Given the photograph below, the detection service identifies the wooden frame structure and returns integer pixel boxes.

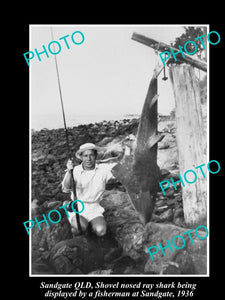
[131,32,207,227]
[132,32,207,72]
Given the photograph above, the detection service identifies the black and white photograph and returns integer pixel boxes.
[29,24,211,278]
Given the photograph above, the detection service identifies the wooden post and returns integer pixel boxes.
[169,64,207,227]
[203,27,207,62]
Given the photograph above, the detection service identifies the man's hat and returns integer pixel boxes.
[75,143,99,160]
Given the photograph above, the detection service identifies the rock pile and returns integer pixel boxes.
[31,118,138,203]
[31,116,207,275]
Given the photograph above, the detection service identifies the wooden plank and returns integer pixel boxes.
[169,64,207,227]
[132,32,207,72]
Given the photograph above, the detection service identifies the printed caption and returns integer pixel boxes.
[40,281,197,299]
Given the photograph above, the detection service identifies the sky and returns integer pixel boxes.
[30,25,186,130]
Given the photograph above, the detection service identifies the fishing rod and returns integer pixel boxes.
[50,27,82,234]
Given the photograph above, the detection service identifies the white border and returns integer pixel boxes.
[29,24,210,277]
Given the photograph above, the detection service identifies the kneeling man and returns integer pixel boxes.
[62,143,117,237]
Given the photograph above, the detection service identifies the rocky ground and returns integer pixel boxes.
[31,106,207,275]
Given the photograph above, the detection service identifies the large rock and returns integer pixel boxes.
[31,201,73,274]
[102,191,207,275]
[101,190,144,260]
[142,222,207,274]
[49,236,104,274]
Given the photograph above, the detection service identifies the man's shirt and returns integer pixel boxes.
[62,163,116,203]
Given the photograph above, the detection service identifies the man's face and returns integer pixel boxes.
[81,149,96,170]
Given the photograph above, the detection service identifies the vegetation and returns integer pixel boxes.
[172,26,205,55]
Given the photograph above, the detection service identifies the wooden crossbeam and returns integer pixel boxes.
[132,32,207,72]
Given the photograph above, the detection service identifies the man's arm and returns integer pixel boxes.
[98,156,120,164]
[102,162,118,182]
[62,159,74,192]
[97,146,127,164]
[100,146,132,181]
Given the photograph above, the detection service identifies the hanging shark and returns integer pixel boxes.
[111,75,164,225]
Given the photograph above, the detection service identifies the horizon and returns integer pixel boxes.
[30,25,188,131]
[31,110,175,131]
